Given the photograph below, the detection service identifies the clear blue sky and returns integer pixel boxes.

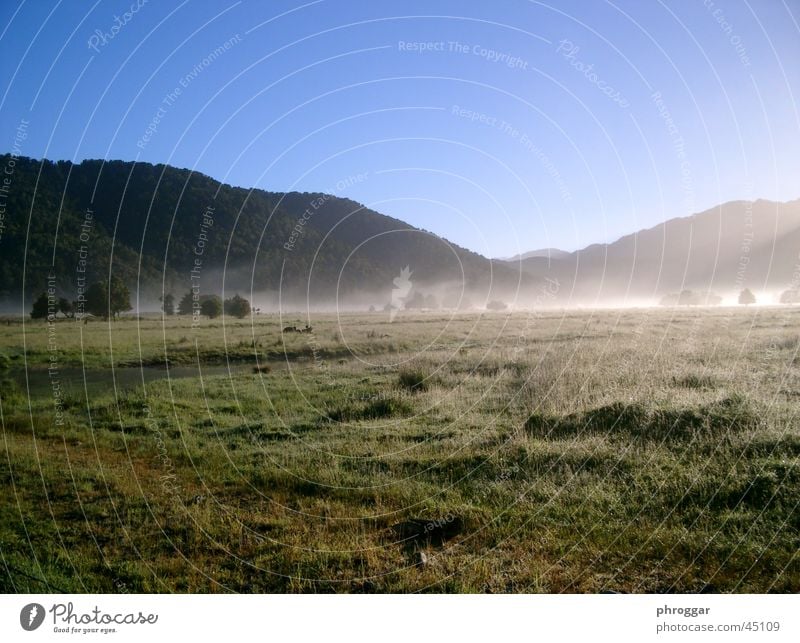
[1,0,798,257]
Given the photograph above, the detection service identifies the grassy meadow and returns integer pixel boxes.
[1,306,798,592]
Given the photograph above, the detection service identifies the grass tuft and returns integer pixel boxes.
[525,394,760,441]
[327,396,413,422]
[398,369,428,392]
[672,374,716,389]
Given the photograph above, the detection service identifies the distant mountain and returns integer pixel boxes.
[500,248,570,262]
[504,199,800,303]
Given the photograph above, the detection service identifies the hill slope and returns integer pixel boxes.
[2,155,797,309]
[0,156,524,308]
[503,199,800,303]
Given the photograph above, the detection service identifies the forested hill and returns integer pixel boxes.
[8,154,791,310]
[0,155,521,306]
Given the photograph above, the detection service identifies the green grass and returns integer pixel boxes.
[398,369,429,392]
[0,306,798,592]
[524,394,761,441]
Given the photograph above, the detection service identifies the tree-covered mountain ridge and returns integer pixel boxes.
[0,155,516,307]
[2,154,798,309]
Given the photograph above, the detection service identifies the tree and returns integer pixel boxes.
[178,291,194,315]
[58,297,73,318]
[486,299,508,311]
[200,295,222,319]
[224,294,250,319]
[82,278,131,319]
[30,292,49,319]
[84,281,108,318]
[738,288,756,306]
[423,293,439,309]
[161,293,175,316]
[108,276,131,318]
[780,289,800,304]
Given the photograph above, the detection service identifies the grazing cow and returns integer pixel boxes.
[301,325,313,333]
[283,325,298,333]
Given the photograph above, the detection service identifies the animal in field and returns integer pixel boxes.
[300,325,313,333]
[282,325,298,333]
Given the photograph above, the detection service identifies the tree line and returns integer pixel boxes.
[30,276,132,320]
[30,279,252,320]
[657,288,799,306]
[172,291,250,319]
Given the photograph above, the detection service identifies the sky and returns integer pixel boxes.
[1,0,798,258]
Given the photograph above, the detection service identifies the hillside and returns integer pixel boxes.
[2,155,797,310]
[500,248,570,262]
[0,156,524,308]
[503,199,800,303]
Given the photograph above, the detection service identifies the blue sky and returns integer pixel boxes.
[1,0,798,257]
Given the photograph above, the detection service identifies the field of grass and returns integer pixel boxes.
[1,306,798,592]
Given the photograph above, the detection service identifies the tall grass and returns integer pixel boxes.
[1,307,798,592]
